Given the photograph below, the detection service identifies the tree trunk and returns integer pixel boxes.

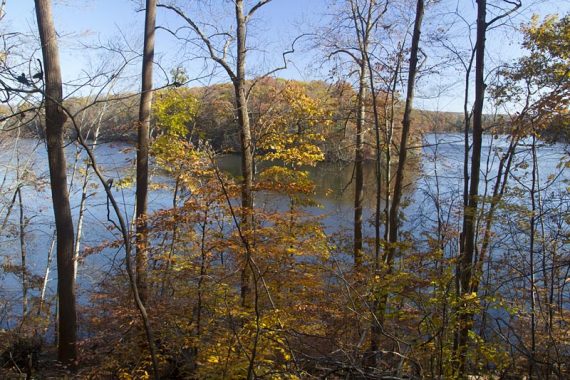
[354,60,366,268]
[235,0,255,308]
[366,35,384,369]
[368,45,404,367]
[386,0,424,267]
[136,0,156,305]
[39,232,56,316]
[348,0,378,269]
[18,186,27,317]
[377,0,424,336]
[383,48,402,243]
[366,47,383,271]
[74,105,104,280]
[457,0,486,376]
[528,134,538,377]
[34,0,77,366]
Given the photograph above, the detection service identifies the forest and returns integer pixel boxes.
[0,0,569,379]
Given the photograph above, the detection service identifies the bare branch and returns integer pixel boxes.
[247,33,311,98]
[157,3,237,82]
[486,0,522,28]
[245,0,273,22]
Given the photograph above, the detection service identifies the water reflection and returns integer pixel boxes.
[215,154,421,211]
[0,134,567,327]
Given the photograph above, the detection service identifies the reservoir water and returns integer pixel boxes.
[0,133,568,326]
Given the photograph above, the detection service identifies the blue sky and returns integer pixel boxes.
[3,0,569,112]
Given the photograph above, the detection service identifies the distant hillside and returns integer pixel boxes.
[412,110,464,133]
[3,78,565,159]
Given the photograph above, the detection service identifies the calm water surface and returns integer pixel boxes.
[0,133,567,325]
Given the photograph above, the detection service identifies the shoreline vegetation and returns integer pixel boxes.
[5,78,565,162]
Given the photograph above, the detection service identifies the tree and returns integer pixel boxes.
[135,0,156,304]
[34,0,77,366]
[385,0,424,281]
[456,0,521,376]
[373,0,424,356]
[486,13,570,376]
[321,0,388,267]
[349,0,373,268]
[495,13,569,138]
[158,0,274,307]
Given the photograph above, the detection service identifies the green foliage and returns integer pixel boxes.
[153,87,199,138]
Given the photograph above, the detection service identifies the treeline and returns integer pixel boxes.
[5,78,455,158]
[7,78,565,158]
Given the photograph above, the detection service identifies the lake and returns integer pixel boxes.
[0,133,568,326]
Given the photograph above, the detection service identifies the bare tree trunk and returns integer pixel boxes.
[74,104,105,280]
[378,0,424,333]
[15,141,28,318]
[354,60,366,268]
[367,49,383,271]
[528,134,538,377]
[364,4,395,363]
[348,0,381,269]
[235,0,255,308]
[34,0,77,366]
[473,137,518,294]
[456,0,486,375]
[386,0,424,270]
[190,208,210,372]
[454,48,475,361]
[136,0,156,305]
[383,47,402,243]
[68,110,89,192]
[39,232,56,316]
[17,186,27,317]
[1,183,19,232]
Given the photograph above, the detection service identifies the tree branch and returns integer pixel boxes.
[245,0,273,22]
[157,3,237,82]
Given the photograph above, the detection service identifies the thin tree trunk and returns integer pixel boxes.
[348,0,378,269]
[367,48,383,271]
[39,232,56,316]
[191,209,209,372]
[68,111,160,378]
[354,60,367,268]
[454,46,475,360]
[1,185,19,232]
[18,186,27,317]
[457,0,486,375]
[74,110,104,280]
[378,0,424,332]
[364,6,393,363]
[235,0,255,308]
[386,0,424,267]
[383,47,402,243]
[34,0,78,365]
[136,0,156,305]
[472,138,518,294]
[156,0,273,310]
[529,134,538,378]
[68,110,89,191]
